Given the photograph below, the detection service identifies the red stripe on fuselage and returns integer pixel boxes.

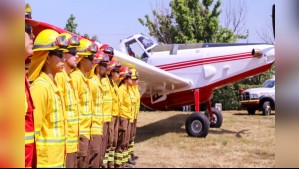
[157,52,252,71]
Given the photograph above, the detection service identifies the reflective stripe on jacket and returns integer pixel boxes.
[133,86,141,120]
[55,70,79,153]
[89,75,104,135]
[70,68,92,139]
[101,77,113,122]
[110,80,120,117]
[118,84,132,120]
[30,72,66,168]
[128,87,137,123]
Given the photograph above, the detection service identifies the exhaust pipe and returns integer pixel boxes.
[252,49,263,58]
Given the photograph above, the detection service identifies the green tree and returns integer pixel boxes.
[65,14,78,34]
[211,85,241,110]
[139,0,245,43]
[64,14,100,42]
[138,8,177,43]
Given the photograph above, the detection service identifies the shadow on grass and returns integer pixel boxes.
[135,114,189,143]
[209,129,249,138]
[135,113,251,143]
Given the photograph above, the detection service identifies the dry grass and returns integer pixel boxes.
[133,110,275,168]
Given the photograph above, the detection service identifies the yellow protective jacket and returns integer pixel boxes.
[110,79,120,117]
[128,86,137,123]
[89,75,104,135]
[70,68,92,139]
[118,84,132,120]
[55,70,79,153]
[132,86,141,120]
[100,76,113,122]
[30,72,66,168]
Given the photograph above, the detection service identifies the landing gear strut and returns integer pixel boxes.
[185,89,210,137]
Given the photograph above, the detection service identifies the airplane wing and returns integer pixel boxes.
[113,50,191,103]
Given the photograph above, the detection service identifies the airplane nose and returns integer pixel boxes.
[252,46,275,64]
[264,47,275,64]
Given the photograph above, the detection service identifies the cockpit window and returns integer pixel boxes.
[125,39,147,60]
[138,36,154,49]
[262,80,275,88]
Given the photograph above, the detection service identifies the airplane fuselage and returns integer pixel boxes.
[141,43,275,110]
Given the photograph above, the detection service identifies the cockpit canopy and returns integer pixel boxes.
[120,34,157,60]
[138,35,155,50]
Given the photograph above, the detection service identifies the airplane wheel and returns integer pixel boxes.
[205,108,223,128]
[185,112,210,138]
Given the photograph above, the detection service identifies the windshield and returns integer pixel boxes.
[138,36,154,49]
[262,80,275,88]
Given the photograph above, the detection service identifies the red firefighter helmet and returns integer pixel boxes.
[107,60,121,75]
[119,66,132,81]
[93,49,105,64]
[100,44,114,60]
[98,53,110,68]
[108,60,121,71]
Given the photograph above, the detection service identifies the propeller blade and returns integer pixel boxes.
[272,4,275,38]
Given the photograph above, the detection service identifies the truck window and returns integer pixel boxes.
[262,80,275,88]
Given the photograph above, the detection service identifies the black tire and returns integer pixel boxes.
[247,107,256,115]
[185,112,210,138]
[204,108,223,128]
[262,101,271,116]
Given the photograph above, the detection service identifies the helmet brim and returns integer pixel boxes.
[33,47,68,52]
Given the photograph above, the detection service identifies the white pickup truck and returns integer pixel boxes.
[240,78,275,115]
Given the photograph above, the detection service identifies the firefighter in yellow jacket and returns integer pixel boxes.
[127,68,138,166]
[107,60,122,168]
[88,49,109,168]
[115,67,132,168]
[28,29,69,168]
[98,57,113,168]
[129,68,141,163]
[70,39,97,168]
[55,33,80,168]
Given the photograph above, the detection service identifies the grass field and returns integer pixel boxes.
[133,110,275,168]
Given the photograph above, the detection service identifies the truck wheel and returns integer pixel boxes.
[205,108,223,128]
[185,112,210,138]
[247,108,256,115]
[262,101,271,116]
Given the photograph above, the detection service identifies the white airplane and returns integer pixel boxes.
[111,5,276,137]
[28,5,275,137]
[109,34,275,137]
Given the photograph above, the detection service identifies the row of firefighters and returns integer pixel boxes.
[25,18,141,168]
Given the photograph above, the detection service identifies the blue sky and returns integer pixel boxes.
[26,0,275,48]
